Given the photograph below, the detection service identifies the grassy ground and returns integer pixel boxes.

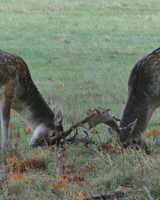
[0,0,160,199]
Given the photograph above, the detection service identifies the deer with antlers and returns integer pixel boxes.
[108,47,160,154]
[0,50,119,148]
[0,50,64,148]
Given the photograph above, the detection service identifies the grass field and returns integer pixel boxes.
[0,0,160,199]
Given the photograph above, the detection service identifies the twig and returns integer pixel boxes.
[84,189,143,200]
[143,187,154,200]
[51,189,64,199]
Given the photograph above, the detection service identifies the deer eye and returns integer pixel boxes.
[51,132,56,137]
[132,140,137,144]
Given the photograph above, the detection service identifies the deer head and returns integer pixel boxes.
[108,119,151,154]
[29,110,63,147]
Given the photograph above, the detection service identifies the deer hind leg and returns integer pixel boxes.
[0,93,12,148]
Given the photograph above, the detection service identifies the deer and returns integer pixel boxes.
[0,50,64,148]
[108,47,160,154]
[0,50,120,149]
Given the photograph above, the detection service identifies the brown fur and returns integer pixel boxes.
[109,48,160,154]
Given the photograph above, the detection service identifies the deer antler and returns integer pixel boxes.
[63,107,120,140]
[49,107,120,145]
[112,114,121,122]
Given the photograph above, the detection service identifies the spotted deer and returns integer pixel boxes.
[0,50,63,148]
[108,47,160,154]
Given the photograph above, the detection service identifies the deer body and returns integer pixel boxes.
[122,47,160,127]
[109,47,160,153]
[0,50,63,148]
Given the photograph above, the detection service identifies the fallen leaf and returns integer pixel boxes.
[52,181,65,189]
[8,173,26,183]
[62,144,67,153]
[80,165,95,174]
[145,126,160,137]
[24,157,44,169]
[66,192,73,197]
[52,175,68,189]
[102,141,115,151]
[86,109,94,116]
[57,84,62,90]
[48,77,53,82]
[6,156,23,171]
[75,191,84,200]
[24,123,32,135]
[57,36,63,41]
[84,94,94,100]
[14,143,19,147]
[115,185,133,192]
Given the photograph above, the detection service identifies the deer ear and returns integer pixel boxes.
[108,127,118,137]
[54,110,63,127]
[126,119,137,134]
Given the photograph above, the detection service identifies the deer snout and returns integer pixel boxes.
[29,141,38,148]
[29,136,49,147]
[29,137,40,147]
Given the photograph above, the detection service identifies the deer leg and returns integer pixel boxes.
[0,94,12,148]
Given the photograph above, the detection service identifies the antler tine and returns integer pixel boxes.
[98,106,111,112]
[63,112,97,139]
[94,108,102,114]
[112,114,121,122]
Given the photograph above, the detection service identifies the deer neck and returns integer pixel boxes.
[12,81,55,130]
[120,93,156,134]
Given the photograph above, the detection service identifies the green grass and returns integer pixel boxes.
[1,0,160,199]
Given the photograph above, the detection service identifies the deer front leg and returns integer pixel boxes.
[0,94,12,148]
